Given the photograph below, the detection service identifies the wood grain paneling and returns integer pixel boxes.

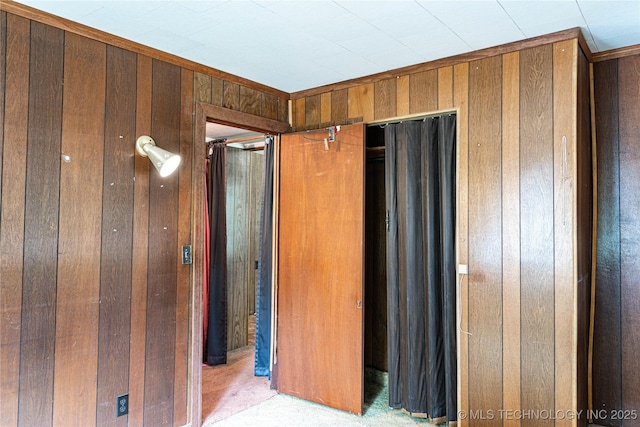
[248,152,265,314]
[144,58,181,426]
[501,51,521,427]
[438,66,454,109]
[96,45,137,426]
[194,72,212,103]
[130,54,152,427]
[0,14,29,427]
[305,94,321,127]
[618,54,640,424]
[519,45,554,427]
[278,124,365,415]
[575,47,592,426]
[0,11,5,180]
[0,9,292,427]
[396,75,409,117]
[174,66,194,427]
[263,92,279,121]
[278,97,289,124]
[348,83,374,123]
[18,21,64,427]
[53,32,105,427]
[592,53,640,427]
[332,89,348,122]
[212,77,224,107]
[292,98,305,128]
[321,92,332,123]
[223,81,240,110]
[374,78,397,120]
[468,55,503,426]
[226,148,250,351]
[240,86,262,116]
[592,59,622,425]
[552,39,577,427]
[409,70,437,114]
[453,61,469,427]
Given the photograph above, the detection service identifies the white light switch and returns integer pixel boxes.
[458,264,469,275]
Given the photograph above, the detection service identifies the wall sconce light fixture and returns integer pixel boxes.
[135,135,181,177]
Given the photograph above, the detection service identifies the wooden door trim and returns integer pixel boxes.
[189,102,290,427]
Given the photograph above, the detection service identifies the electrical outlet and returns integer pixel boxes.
[116,394,128,417]
[458,264,469,275]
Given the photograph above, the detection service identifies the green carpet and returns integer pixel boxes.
[207,368,434,426]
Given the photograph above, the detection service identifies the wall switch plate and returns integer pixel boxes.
[182,245,192,265]
[116,394,128,417]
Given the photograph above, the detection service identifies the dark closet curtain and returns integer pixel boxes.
[206,141,228,365]
[385,115,457,422]
[203,159,210,355]
[254,135,274,377]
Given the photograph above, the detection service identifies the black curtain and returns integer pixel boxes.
[385,115,457,422]
[206,141,227,365]
[254,136,274,377]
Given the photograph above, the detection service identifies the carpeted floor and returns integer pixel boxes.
[202,315,433,426]
[206,368,432,427]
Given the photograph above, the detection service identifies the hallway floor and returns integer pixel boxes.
[206,368,432,427]
[201,315,433,426]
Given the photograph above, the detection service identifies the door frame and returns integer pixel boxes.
[189,102,290,427]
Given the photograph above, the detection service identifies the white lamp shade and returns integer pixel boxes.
[136,135,181,177]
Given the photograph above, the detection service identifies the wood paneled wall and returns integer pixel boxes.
[226,148,250,351]
[0,7,289,426]
[592,54,640,427]
[248,152,264,314]
[291,36,592,427]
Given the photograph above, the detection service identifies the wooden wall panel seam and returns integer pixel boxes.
[144,58,181,426]
[173,66,194,427]
[97,44,137,427]
[552,39,579,427]
[519,44,556,427]
[18,20,64,426]
[617,54,640,423]
[53,31,105,427]
[502,50,522,427]
[0,13,30,427]
[453,60,470,427]
[129,52,152,427]
[467,55,504,424]
[592,58,622,427]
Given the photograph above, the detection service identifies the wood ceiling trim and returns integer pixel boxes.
[592,44,640,63]
[291,27,588,99]
[0,0,290,100]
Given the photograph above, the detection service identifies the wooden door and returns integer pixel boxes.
[277,123,365,415]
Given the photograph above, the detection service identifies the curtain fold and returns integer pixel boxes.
[206,141,228,365]
[385,115,457,422]
[203,159,210,357]
[255,136,274,377]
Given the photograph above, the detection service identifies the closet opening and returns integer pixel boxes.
[363,124,389,411]
[363,113,458,422]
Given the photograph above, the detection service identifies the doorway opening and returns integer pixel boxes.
[190,102,290,427]
[201,121,275,424]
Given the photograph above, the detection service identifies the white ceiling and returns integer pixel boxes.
[14,0,640,95]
